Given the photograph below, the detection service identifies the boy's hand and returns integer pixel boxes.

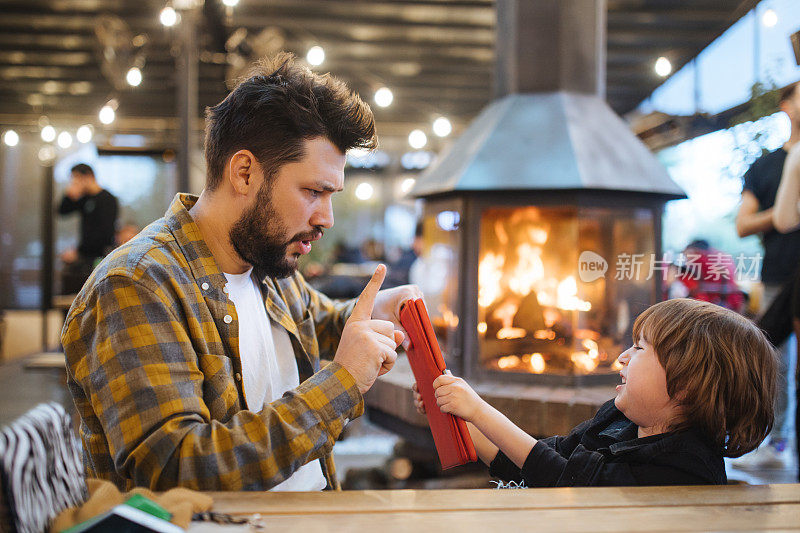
[432,374,485,422]
[412,382,425,414]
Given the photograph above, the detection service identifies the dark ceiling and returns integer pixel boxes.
[0,0,759,151]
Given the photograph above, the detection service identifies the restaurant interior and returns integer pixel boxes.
[1,0,799,531]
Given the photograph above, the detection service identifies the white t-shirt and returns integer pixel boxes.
[223,268,326,492]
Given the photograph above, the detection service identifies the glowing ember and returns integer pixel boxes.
[533,329,556,340]
[571,351,599,373]
[497,327,527,340]
[529,352,546,373]
[477,322,488,334]
[497,355,520,369]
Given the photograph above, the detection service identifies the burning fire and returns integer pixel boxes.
[478,207,618,376]
[497,352,547,373]
[478,228,591,313]
[479,252,505,308]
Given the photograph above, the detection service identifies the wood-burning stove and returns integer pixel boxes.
[416,190,668,386]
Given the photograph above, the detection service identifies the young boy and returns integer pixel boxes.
[415,299,777,486]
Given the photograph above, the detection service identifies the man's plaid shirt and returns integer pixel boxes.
[62,194,363,491]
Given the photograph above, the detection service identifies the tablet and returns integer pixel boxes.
[399,298,477,469]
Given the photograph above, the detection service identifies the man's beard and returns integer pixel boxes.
[229,183,322,279]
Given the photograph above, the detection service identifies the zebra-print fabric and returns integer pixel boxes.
[0,402,87,533]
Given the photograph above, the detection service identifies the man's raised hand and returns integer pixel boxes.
[333,265,404,394]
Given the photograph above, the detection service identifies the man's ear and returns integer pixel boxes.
[227,150,259,195]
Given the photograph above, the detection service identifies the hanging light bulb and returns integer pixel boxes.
[160,6,178,27]
[306,46,325,66]
[41,125,56,142]
[57,131,73,149]
[3,130,19,147]
[762,9,778,28]
[126,67,142,87]
[355,182,374,201]
[654,56,672,77]
[432,116,452,137]
[76,125,93,143]
[99,100,117,125]
[408,129,427,149]
[374,87,393,108]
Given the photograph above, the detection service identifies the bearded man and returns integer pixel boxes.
[62,53,420,491]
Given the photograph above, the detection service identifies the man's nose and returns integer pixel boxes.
[312,198,334,229]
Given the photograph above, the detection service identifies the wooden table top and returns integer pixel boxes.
[189,484,800,532]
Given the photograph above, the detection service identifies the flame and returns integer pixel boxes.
[575,329,600,341]
[494,219,509,246]
[556,276,592,312]
[479,252,505,307]
[477,322,488,334]
[542,309,560,328]
[497,327,527,339]
[582,338,600,358]
[571,351,599,373]
[509,243,545,297]
[491,300,519,329]
[438,304,460,328]
[526,227,548,245]
[529,352,546,373]
[497,355,520,369]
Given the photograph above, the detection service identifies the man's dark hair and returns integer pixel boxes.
[779,81,798,104]
[204,52,377,190]
[70,163,95,177]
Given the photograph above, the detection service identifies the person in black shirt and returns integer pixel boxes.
[733,81,800,469]
[58,163,118,294]
[415,299,777,486]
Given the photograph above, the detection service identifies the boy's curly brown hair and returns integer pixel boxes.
[632,298,777,458]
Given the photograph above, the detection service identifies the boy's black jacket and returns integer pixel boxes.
[489,399,726,487]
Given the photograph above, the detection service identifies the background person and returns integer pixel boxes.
[734,81,800,468]
[771,141,800,480]
[57,163,118,294]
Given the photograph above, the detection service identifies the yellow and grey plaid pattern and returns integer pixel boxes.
[62,194,363,491]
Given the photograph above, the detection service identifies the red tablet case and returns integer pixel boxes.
[399,298,477,469]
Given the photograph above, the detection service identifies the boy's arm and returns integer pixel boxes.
[433,374,536,468]
[469,403,537,468]
[465,422,498,465]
